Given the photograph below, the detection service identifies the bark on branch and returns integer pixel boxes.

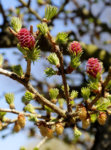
[0,68,66,117]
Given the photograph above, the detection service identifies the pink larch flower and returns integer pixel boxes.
[17,28,35,49]
[86,58,102,78]
[69,41,82,55]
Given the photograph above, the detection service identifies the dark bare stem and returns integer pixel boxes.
[47,32,72,113]
[72,0,80,8]
[25,59,31,82]
[30,25,33,34]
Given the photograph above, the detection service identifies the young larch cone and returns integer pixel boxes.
[82,118,90,129]
[18,114,26,128]
[69,41,82,56]
[98,112,107,125]
[86,58,102,78]
[38,124,48,137]
[17,28,35,49]
[55,123,64,135]
[46,128,53,138]
[0,121,2,130]
[13,121,21,132]
[77,106,87,120]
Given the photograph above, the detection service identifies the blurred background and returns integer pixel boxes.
[0,0,111,150]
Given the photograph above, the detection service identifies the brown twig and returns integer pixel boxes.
[8,27,17,36]
[0,108,41,118]
[25,59,31,82]
[35,136,48,149]
[47,32,72,113]
[19,0,42,21]
[72,0,80,8]
[0,68,66,117]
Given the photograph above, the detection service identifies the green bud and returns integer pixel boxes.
[24,91,33,102]
[96,97,110,111]
[17,44,40,62]
[81,87,90,100]
[49,88,59,99]
[61,85,70,93]
[37,0,44,5]
[24,104,35,113]
[19,147,26,150]
[44,105,53,112]
[45,67,57,77]
[37,23,48,35]
[90,114,97,123]
[12,65,23,77]
[70,55,81,69]
[5,93,15,109]
[11,17,22,32]
[74,126,82,138]
[0,54,3,67]
[45,5,58,21]
[33,148,39,150]
[22,91,33,104]
[27,48,40,62]
[28,114,38,122]
[47,53,60,67]
[2,117,10,122]
[58,98,65,109]
[70,90,78,99]
[0,112,6,119]
[56,32,68,45]
[88,81,100,91]
[70,100,75,106]
[17,44,27,55]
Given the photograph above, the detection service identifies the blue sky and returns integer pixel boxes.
[0,1,70,149]
[0,0,111,149]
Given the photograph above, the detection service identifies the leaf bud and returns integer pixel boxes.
[5,93,15,109]
[74,126,82,138]
[24,104,35,113]
[11,17,22,32]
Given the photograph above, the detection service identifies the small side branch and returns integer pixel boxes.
[47,32,72,113]
[19,0,42,21]
[0,68,66,118]
[25,59,31,82]
[0,108,42,118]
[35,137,48,149]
